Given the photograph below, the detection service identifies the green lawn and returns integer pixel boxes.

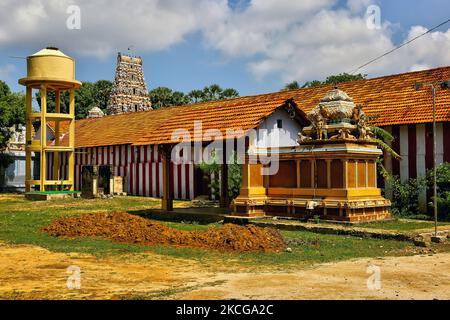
[0,194,437,268]
[357,219,450,231]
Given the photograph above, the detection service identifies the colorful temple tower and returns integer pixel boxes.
[107,53,152,115]
[233,89,392,223]
[19,47,81,193]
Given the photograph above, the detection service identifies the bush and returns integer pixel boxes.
[383,162,450,220]
[385,175,426,217]
[427,163,450,220]
[199,151,242,200]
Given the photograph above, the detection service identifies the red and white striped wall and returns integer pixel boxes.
[46,152,69,182]
[64,144,195,200]
[382,122,450,211]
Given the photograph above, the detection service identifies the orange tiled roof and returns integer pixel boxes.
[289,66,450,127]
[73,66,450,148]
[74,95,296,148]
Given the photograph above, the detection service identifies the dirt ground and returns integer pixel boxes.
[0,241,449,300]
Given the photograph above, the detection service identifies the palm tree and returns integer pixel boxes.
[149,87,174,109]
[282,81,300,91]
[188,90,204,103]
[220,88,239,100]
[370,126,400,160]
[202,84,223,101]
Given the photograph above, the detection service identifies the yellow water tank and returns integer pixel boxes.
[19,47,81,88]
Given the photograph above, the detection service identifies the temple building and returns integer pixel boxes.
[234,88,391,222]
[106,53,152,115]
[37,66,450,214]
[12,52,450,214]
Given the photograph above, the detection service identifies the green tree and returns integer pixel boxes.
[323,73,366,85]
[282,81,300,91]
[0,81,25,151]
[150,84,240,108]
[151,87,174,109]
[199,150,242,200]
[0,80,11,98]
[92,80,113,112]
[370,126,400,160]
[201,84,223,102]
[0,81,26,187]
[219,88,239,100]
[189,85,239,103]
[301,80,322,88]
[187,89,204,103]
[35,80,113,119]
[285,73,368,90]
[171,91,191,106]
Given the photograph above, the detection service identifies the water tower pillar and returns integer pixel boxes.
[19,47,81,194]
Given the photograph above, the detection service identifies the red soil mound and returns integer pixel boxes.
[42,212,286,253]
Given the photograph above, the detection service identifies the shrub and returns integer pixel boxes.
[199,151,242,200]
[385,175,426,217]
[427,163,450,220]
[382,162,450,220]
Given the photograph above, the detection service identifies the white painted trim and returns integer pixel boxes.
[436,123,444,165]
[181,164,186,199]
[159,162,163,197]
[416,124,427,213]
[399,125,409,182]
[189,163,194,200]
[173,164,179,199]
[152,163,157,197]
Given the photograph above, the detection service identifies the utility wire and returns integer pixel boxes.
[349,18,450,75]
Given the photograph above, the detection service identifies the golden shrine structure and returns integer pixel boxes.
[19,47,81,195]
[233,89,392,223]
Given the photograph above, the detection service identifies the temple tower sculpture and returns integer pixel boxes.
[19,47,81,192]
[233,88,391,223]
[107,53,152,115]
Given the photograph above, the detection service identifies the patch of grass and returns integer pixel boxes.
[0,194,198,256]
[120,280,228,300]
[163,221,220,231]
[0,194,438,269]
[357,219,450,231]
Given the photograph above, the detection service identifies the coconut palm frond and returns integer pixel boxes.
[372,138,401,160]
[375,159,392,180]
[370,126,394,143]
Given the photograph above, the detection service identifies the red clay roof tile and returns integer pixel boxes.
[73,66,450,148]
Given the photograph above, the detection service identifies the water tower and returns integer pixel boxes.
[19,47,81,195]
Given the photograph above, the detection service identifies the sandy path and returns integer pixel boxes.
[176,253,450,300]
[0,242,449,300]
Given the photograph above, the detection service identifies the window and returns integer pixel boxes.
[277,119,283,129]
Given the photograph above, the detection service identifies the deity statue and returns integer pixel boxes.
[299,89,374,144]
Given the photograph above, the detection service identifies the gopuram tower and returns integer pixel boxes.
[107,53,152,115]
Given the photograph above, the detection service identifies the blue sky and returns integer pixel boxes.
[1,0,450,96]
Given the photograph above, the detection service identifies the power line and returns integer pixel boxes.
[349,18,450,75]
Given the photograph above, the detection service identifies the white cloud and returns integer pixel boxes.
[0,64,16,80]
[0,0,228,58]
[1,0,450,85]
[203,1,450,83]
[347,0,375,13]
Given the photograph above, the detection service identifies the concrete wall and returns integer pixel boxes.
[251,109,301,149]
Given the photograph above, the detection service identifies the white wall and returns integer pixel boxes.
[251,108,301,149]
